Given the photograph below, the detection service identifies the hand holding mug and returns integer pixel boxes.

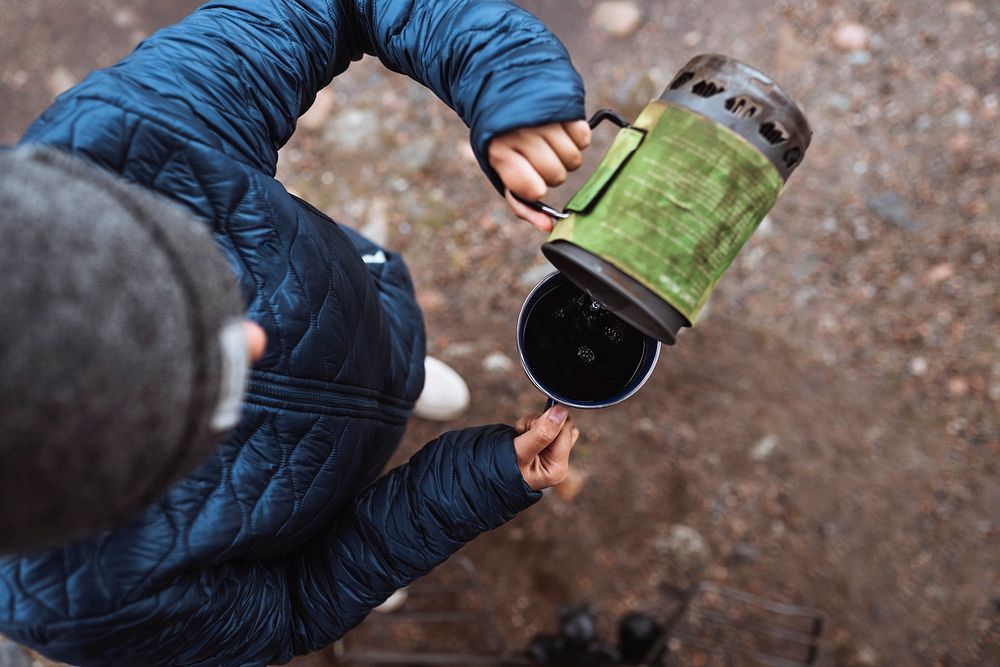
[513,405,580,490]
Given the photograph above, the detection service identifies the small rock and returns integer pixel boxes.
[989,382,1000,401]
[846,50,872,66]
[554,469,588,502]
[394,136,437,173]
[951,108,973,129]
[111,8,137,28]
[925,263,956,285]
[299,88,335,130]
[910,356,929,377]
[947,377,969,397]
[731,542,759,565]
[47,66,76,97]
[949,1,976,17]
[681,31,702,48]
[655,525,708,566]
[591,1,644,39]
[327,109,380,152]
[751,434,779,461]
[983,94,999,119]
[948,132,973,153]
[443,342,477,358]
[866,193,917,231]
[831,22,871,51]
[827,93,852,112]
[853,645,878,666]
[416,289,447,313]
[483,351,514,374]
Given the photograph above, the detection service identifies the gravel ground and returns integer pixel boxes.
[1,1,997,665]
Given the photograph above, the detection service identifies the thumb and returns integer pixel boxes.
[514,405,569,465]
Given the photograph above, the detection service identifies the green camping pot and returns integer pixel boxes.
[522,54,813,344]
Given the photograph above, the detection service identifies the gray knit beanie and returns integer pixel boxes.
[0,147,247,553]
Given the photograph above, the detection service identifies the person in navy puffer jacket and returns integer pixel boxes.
[0,1,589,664]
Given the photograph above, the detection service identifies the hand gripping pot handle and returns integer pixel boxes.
[510,108,632,220]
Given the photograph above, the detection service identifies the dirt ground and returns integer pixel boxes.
[1,1,997,666]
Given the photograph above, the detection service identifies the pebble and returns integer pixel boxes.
[826,93,852,112]
[853,646,879,666]
[910,356,929,377]
[111,8,137,28]
[327,109,381,152]
[949,1,976,17]
[442,342,476,358]
[951,108,972,129]
[681,31,702,48]
[866,193,917,231]
[416,288,447,313]
[591,1,644,39]
[847,51,873,66]
[832,22,871,51]
[731,542,759,565]
[947,377,969,397]
[655,525,709,566]
[394,136,436,173]
[47,66,76,97]
[483,351,514,374]
[924,263,956,285]
[750,434,779,461]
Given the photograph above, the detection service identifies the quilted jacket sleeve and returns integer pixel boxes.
[6,426,539,666]
[91,0,584,189]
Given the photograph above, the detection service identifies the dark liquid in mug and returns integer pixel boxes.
[522,281,646,402]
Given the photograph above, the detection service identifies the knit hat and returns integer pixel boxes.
[0,147,248,553]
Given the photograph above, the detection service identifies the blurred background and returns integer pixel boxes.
[1,0,997,665]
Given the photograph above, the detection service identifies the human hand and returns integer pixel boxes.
[488,121,592,232]
[513,404,580,491]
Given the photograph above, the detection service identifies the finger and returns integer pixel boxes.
[490,145,548,201]
[505,189,554,233]
[540,125,584,171]
[563,120,592,150]
[515,414,541,434]
[543,415,578,469]
[513,404,569,464]
[517,134,568,187]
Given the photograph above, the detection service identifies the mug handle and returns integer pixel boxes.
[511,108,631,220]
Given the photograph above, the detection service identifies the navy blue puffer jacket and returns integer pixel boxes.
[0,1,584,665]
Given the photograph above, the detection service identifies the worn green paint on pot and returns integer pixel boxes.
[547,101,784,324]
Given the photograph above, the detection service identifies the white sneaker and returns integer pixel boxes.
[412,357,470,421]
[374,587,409,613]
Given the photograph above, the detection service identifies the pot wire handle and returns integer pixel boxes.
[511,108,631,219]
